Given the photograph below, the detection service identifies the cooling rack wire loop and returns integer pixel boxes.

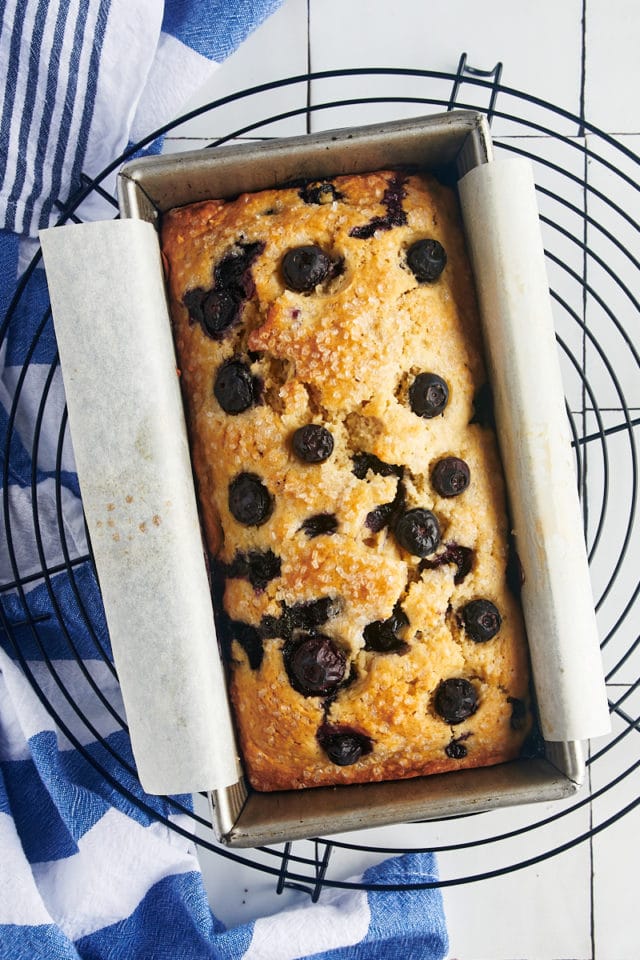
[1,60,639,894]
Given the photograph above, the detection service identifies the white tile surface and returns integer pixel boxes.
[339,792,595,958]
[585,134,640,409]
[590,685,640,960]
[307,0,583,137]
[585,0,640,134]
[166,0,309,143]
[442,848,593,960]
[582,409,640,686]
[169,3,640,957]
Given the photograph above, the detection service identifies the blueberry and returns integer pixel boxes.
[434,678,478,724]
[421,542,474,585]
[363,604,409,653]
[407,238,447,282]
[317,723,373,765]
[215,241,264,292]
[365,502,395,533]
[365,480,406,534]
[292,424,334,463]
[283,635,346,696]
[214,359,259,414]
[300,513,339,538]
[260,596,340,640]
[519,721,546,759]
[182,287,204,322]
[184,287,237,337]
[409,372,449,418]
[288,596,341,631]
[351,452,403,480]
[393,508,440,557]
[228,620,264,670]
[462,599,502,642]
[431,457,471,497]
[282,245,332,292]
[225,549,281,591]
[183,241,264,339]
[445,738,468,759]
[349,175,408,239]
[228,473,273,526]
[201,289,238,336]
[299,181,343,205]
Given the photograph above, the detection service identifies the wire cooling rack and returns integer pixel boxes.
[1,58,639,897]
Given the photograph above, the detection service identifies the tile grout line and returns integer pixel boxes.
[581,2,597,957]
[580,0,589,540]
[579,0,587,138]
[589,738,597,960]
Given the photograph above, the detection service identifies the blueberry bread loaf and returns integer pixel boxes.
[160,169,533,791]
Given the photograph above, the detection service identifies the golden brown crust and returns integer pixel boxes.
[161,170,532,792]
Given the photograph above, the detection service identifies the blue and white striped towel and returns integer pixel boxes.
[0,2,449,957]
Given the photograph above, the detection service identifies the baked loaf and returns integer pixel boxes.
[160,169,533,792]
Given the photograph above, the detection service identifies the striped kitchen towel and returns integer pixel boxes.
[0,1,449,957]
[0,0,286,236]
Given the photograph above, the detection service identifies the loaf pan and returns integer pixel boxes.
[117,109,605,846]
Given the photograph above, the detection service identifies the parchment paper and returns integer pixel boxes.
[40,220,240,794]
[40,159,611,798]
[458,158,611,742]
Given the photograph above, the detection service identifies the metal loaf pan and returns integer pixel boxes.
[118,110,585,847]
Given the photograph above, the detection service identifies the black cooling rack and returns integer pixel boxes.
[1,58,639,897]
